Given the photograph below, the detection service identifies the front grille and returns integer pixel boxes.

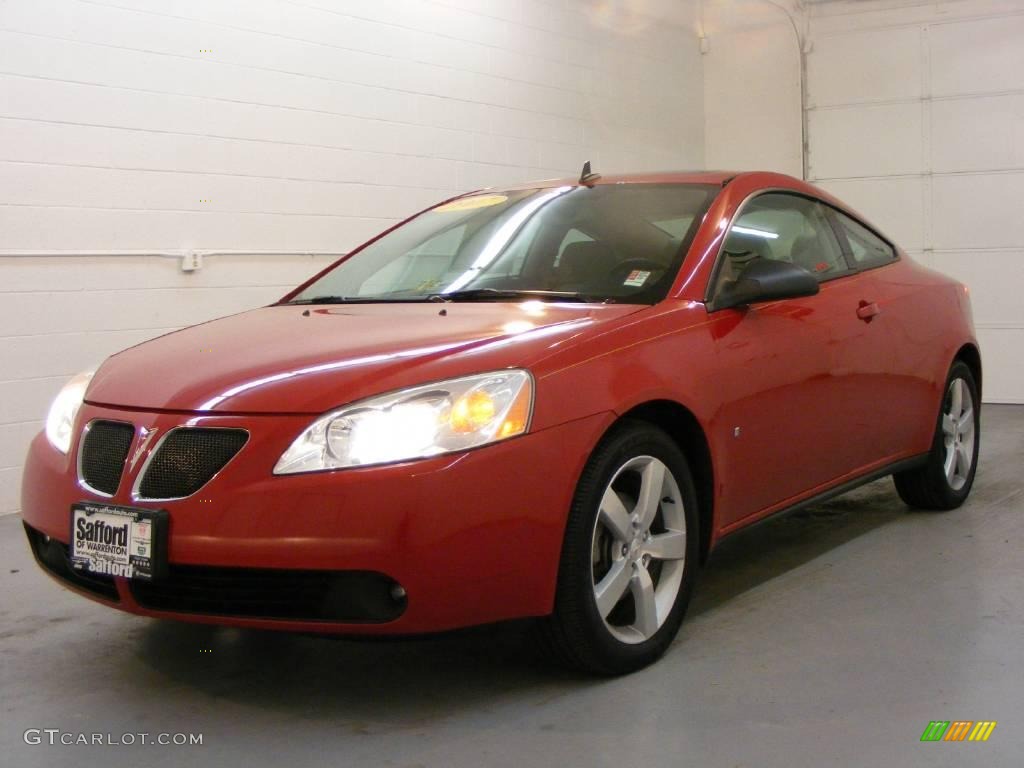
[131,566,406,622]
[136,428,248,500]
[24,524,120,602]
[79,420,134,495]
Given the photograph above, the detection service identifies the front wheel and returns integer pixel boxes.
[893,360,980,510]
[537,421,699,675]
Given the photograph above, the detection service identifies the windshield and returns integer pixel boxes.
[286,183,716,304]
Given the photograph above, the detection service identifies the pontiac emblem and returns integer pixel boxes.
[129,427,159,471]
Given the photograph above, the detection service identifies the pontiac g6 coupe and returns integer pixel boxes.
[22,169,981,675]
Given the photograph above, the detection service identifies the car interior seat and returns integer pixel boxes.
[790,231,844,276]
[556,240,618,292]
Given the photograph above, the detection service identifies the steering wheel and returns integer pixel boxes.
[607,258,667,288]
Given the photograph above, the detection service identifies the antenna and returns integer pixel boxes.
[579,160,601,186]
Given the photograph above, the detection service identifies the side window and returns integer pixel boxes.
[649,216,695,239]
[833,211,896,269]
[554,228,594,267]
[713,193,848,296]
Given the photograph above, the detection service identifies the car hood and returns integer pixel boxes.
[85,303,642,414]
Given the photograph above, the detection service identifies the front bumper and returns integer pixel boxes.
[20,403,612,634]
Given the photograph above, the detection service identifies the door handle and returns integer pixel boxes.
[856,301,881,322]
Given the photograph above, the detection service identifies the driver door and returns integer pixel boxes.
[707,192,871,530]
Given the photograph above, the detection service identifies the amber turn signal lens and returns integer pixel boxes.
[450,390,497,433]
[497,384,531,438]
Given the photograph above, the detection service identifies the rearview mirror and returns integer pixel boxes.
[714,258,819,311]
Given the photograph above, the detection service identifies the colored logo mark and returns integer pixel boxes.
[920,721,997,742]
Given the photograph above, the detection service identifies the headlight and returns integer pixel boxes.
[45,369,96,454]
[273,370,533,474]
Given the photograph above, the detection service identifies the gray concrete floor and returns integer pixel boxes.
[2,405,1022,768]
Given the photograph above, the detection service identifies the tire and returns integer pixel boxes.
[537,420,700,675]
[893,360,980,510]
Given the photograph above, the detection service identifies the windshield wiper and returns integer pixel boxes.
[284,289,599,305]
[428,288,593,303]
[282,295,424,305]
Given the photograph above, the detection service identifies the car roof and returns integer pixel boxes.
[484,170,854,218]
[494,170,740,190]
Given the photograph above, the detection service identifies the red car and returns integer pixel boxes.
[21,169,981,674]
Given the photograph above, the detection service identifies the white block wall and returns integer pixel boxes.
[807,0,1024,404]
[0,0,705,514]
[701,0,803,177]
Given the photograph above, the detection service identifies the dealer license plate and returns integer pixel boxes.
[70,502,168,580]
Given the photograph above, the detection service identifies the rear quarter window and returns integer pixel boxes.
[833,211,896,269]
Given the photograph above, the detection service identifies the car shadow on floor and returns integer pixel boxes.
[689,477,907,618]
[135,616,568,727]
[131,479,911,723]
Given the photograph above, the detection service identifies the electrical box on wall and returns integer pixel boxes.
[180,250,203,272]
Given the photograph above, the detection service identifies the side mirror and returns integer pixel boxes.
[714,258,819,311]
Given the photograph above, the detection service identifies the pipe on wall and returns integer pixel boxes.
[761,0,809,180]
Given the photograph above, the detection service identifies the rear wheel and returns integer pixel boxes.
[537,421,699,675]
[893,361,980,510]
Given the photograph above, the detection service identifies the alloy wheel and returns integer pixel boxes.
[590,455,686,644]
[942,377,976,491]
